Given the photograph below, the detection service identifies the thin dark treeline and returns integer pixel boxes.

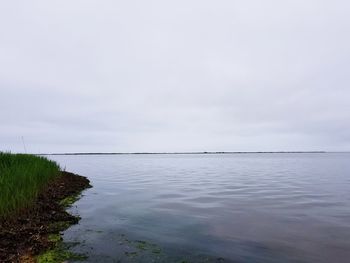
[39,151,327,156]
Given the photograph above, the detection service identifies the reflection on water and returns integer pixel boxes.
[49,153,350,262]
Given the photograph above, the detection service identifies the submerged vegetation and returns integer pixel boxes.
[0,152,60,216]
[37,233,88,263]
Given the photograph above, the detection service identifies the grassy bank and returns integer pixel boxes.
[0,152,60,217]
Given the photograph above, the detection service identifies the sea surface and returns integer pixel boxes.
[49,153,350,263]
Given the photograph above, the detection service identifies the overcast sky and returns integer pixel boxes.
[1,1,349,153]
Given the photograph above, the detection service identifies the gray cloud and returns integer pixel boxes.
[1,0,350,153]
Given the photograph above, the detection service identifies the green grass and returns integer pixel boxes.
[0,152,61,217]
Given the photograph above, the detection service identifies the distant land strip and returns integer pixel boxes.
[39,151,329,156]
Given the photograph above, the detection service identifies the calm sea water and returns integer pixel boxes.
[49,153,350,263]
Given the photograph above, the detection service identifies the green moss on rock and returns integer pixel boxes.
[59,194,80,208]
[47,234,62,243]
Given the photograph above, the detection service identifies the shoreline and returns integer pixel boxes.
[0,171,91,262]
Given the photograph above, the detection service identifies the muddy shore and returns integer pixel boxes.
[0,171,91,262]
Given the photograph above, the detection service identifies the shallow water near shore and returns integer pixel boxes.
[49,153,350,263]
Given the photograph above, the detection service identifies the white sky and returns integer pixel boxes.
[1,1,349,153]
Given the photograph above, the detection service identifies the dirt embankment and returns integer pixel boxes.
[0,171,91,262]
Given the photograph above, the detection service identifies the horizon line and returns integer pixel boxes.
[34,150,348,156]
